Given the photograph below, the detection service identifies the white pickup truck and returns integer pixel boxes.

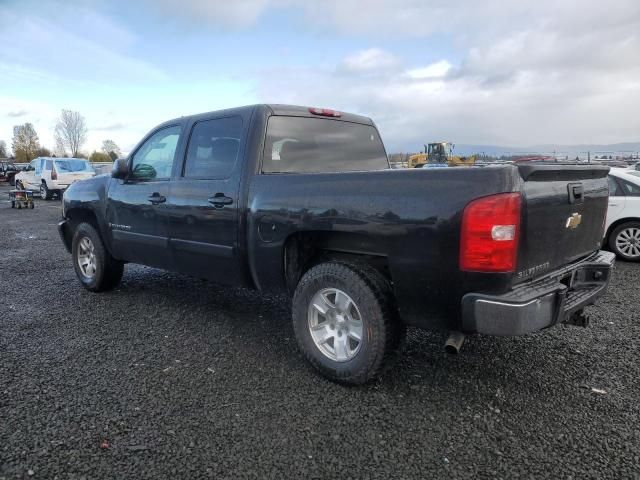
[15,157,96,200]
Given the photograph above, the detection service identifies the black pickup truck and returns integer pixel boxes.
[58,104,615,384]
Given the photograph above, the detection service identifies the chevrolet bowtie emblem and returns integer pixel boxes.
[566,213,582,229]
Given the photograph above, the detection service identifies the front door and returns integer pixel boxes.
[167,115,245,285]
[106,124,183,269]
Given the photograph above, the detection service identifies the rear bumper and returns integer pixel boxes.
[461,250,615,336]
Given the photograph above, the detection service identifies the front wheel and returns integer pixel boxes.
[72,223,124,292]
[15,180,23,190]
[609,221,640,261]
[292,262,405,384]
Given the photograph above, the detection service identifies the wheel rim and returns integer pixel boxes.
[77,237,97,279]
[40,184,46,198]
[616,227,640,258]
[307,288,364,362]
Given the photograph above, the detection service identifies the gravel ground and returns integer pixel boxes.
[0,182,639,480]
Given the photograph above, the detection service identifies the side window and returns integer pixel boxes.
[608,176,624,196]
[34,159,42,175]
[45,160,53,170]
[183,117,242,178]
[131,125,181,180]
[619,178,640,197]
[29,160,37,172]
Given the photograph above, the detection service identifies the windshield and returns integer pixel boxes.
[626,171,640,179]
[54,159,94,173]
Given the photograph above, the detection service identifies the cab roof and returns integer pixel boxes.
[161,104,375,128]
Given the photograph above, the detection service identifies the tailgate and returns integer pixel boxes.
[515,164,609,283]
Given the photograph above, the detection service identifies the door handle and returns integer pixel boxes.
[147,193,166,205]
[208,193,233,208]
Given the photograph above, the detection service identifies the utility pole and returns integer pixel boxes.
[588,151,591,164]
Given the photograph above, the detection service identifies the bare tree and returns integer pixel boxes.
[54,136,67,157]
[0,140,7,158]
[101,139,121,160]
[12,123,40,162]
[54,110,88,158]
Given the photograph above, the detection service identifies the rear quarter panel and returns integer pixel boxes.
[247,166,520,330]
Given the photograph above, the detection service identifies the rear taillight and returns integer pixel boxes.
[51,165,57,180]
[460,193,521,272]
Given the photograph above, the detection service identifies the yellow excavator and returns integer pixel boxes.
[408,142,477,168]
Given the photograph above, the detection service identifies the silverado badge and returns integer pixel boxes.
[566,213,582,229]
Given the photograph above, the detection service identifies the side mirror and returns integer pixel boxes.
[111,158,129,179]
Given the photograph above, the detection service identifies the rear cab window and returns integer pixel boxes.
[262,116,389,173]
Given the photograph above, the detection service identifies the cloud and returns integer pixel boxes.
[241,0,640,147]
[0,3,167,85]
[339,48,399,74]
[406,61,451,80]
[7,110,28,118]
[152,0,275,28]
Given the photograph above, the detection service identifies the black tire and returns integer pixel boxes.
[40,182,52,200]
[29,201,34,209]
[9,176,15,186]
[608,221,640,262]
[10,200,15,208]
[15,180,23,190]
[71,222,124,292]
[292,262,406,385]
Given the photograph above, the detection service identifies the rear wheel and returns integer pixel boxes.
[72,223,124,292]
[40,182,52,200]
[609,221,640,261]
[292,262,405,384]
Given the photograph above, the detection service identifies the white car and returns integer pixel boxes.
[14,157,96,200]
[606,168,640,260]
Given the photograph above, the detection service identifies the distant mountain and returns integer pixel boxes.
[451,142,640,158]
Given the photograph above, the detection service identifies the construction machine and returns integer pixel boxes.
[408,142,477,168]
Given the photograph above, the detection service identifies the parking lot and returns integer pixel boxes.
[0,181,639,479]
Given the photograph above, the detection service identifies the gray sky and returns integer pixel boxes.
[1,0,639,153]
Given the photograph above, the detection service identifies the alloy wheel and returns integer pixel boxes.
[616,227,640,258]
[77,237,97,279]
[307,288,364,362]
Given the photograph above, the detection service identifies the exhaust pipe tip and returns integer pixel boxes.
[445,331,466,354]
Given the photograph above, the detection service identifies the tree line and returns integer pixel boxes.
[0,109,121,163]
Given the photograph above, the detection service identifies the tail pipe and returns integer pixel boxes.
[445,331,466,354]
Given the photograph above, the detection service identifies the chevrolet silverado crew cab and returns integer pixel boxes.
[58,104,614,384]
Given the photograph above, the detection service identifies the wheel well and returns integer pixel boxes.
[63,209,101,248]
[283,231,391,293]
[605,218,640,241]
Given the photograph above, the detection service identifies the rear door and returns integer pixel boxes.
[515,165,610,282]
[106,124,183,269]
[166,114,246,285]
